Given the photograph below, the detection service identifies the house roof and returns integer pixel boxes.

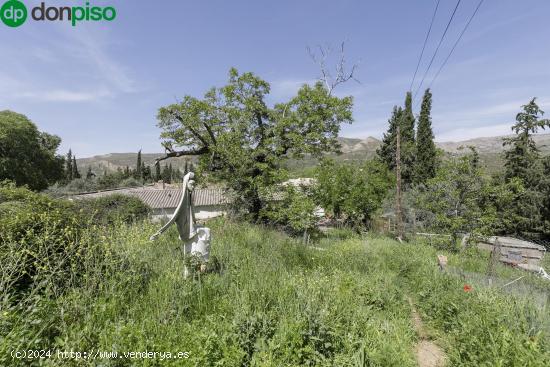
[70,187,230,209]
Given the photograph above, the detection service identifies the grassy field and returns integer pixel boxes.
[2,218,550,366]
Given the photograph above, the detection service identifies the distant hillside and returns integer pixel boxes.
[76,153,196,176]
[76,134,550,176]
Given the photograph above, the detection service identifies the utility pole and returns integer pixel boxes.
[396,125,404,241]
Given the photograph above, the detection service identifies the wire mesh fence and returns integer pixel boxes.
[446,266,550,310]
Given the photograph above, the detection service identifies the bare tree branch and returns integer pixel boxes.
[307,41,361,95]
[155,146,209,163]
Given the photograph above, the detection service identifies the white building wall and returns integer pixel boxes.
[151,205,227,222]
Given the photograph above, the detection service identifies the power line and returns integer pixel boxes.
[409,0,441,93]
[413,0,462,102]
[427,0,485,91]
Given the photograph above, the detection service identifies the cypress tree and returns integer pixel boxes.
[402,92,416,145]
[135,150,142,179]
[377,92,417,186]
[72,156,81,179]
[155,161,161,181]
[377,106,402,171]
[66,149,73,181]
[184,160,189,175]
[414,89,437,184]
[400,92,416,185]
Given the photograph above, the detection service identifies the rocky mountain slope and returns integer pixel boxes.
[76,134,550,175]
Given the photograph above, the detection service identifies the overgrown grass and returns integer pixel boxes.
[2,214,549,365]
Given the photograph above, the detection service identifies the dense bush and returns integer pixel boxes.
[260,186,318,238]
[314,158,393,229]
[0,183,89,295]
[74,194,150,226]
[0,185,152,365]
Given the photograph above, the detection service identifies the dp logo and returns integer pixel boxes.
[1,0,27,27]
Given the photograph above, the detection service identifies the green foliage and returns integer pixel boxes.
[314,158,393,229]
[71,156,80,180]
[504,98,550,184]
[412,148,513,243]
[0,110,65,191]
[74,194,150,226]
[0,184,90,295]
[157,68,353,220]
[414,88,438,184]
[260,186,318,236]
[400,91,416,185]
[377,92,416,186]
[501,98,550,239]
[377,105,402,172]
[2,210,549,365]
[135,149,142,180]
[65,149,73,181]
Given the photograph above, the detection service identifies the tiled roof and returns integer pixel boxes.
[71,187,230,209]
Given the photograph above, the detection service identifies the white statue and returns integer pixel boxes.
[150,171,211,278]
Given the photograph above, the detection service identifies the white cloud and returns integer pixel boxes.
[16,88,114,102]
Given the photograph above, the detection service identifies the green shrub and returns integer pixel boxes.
[0,184,89,295]
[74,194,150,226]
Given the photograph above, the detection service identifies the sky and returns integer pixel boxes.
[1,0,549,157]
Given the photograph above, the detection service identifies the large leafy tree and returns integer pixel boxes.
[413,149,496,244]
[156,68,353,219]
[414,89,437,184]
[0,111,64,191]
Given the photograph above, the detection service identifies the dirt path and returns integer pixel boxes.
[407,297,447,367]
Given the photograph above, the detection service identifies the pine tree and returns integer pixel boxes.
[502,98,550,236]
[414,89,437,184]
[504,98,549,186]
[72,157,80,179]
[66,149,73,181]
[135,150,142,179]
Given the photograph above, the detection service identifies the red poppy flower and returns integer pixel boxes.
[463,284,472,292]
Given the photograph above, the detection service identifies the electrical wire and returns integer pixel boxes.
[426,0,485,91]
[409,0,441,92]
[413,0,462,101]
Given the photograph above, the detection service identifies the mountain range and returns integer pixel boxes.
[76,133,550,175]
